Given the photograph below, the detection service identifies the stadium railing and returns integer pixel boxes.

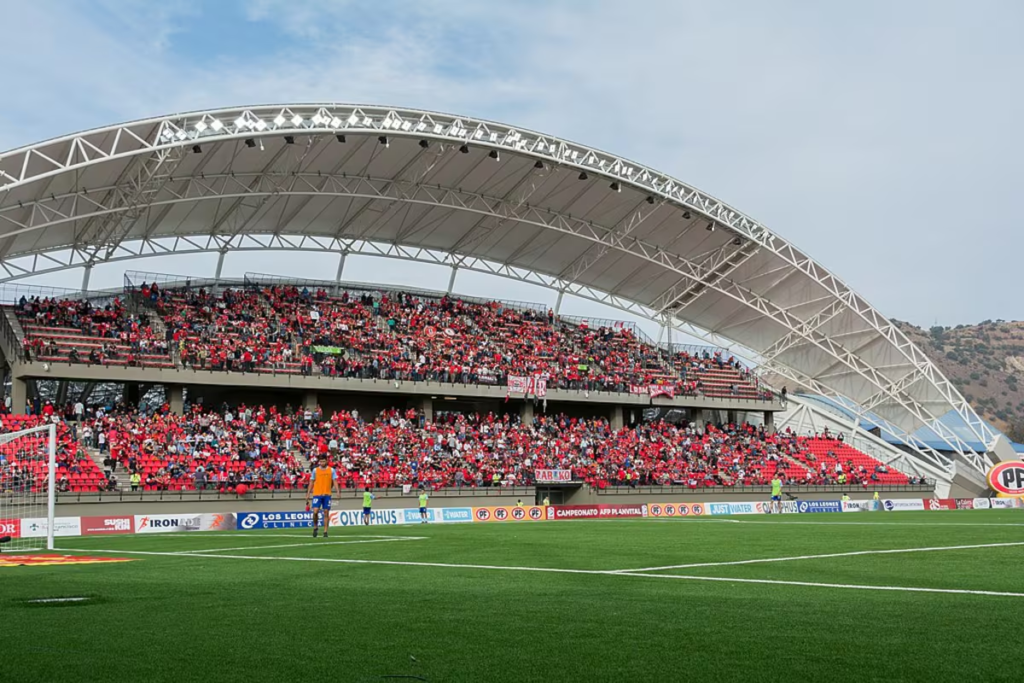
[55,486,539,504]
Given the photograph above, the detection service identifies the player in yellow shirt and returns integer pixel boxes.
[305,456,339,538]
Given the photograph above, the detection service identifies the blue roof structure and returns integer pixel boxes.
[795,394,1023,454]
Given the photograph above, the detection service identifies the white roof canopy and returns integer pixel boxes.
[0,104,996,472]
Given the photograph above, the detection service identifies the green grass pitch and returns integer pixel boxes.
[3,510,1023,682]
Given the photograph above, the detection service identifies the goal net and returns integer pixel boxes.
[0,422,56,552]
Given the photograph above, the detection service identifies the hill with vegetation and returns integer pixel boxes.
[894,319,1024,441]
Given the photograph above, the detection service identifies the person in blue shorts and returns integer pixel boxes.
[770,474,782,514]
[305,456,338,538]
[362,487,376,526]
[418,487,429,524]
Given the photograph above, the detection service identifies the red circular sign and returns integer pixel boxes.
[987,461,1024,496]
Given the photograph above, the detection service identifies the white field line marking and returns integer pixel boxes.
[26,597,91,603]
[182,537,427,554]
[61,547,1024,599]
[611,541,1024,573]
[616,572,1024,598]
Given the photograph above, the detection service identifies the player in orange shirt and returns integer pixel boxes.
[305,456,339,538]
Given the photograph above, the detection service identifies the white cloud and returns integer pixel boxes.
[1,0,1022,328]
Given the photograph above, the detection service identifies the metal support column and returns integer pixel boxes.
[554,290,564,316]
[334,251,347,294]
[81,263,93,293]
[446,266,458,295]
[214,249,227,281]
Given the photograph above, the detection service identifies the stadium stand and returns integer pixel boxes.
[53,402,909,492]
[15,295,173,368]
[7,283,774,400]
[0,413,109,493]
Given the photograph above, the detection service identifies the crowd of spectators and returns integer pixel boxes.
[16,294,170,367]
[57,399,911,493]
[135,283,772,400]
[0,411,111,494]
[8,283,775,401]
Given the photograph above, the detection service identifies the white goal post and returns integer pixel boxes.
[0,422,57,552]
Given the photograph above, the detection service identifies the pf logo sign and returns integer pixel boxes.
[987,461,1024,497]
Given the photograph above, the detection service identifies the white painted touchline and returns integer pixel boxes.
[615,572,1024,598]
[25,597,91,603]
[611,541,1024,573]
[647,520,1024,527]
[182,537,427,554]
[59,548,1024,599]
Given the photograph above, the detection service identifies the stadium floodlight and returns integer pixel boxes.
[433,124,444,134]
[254,119,267,131]
[378,135,389,147]
[473,130,484,140]
[234,116,247,129]
[401,121,412,131]
[330,117,342,128]
[0,423,57,552]
[194,121,208,132]
[311,114,323,125]
[362,116,373,125]
[347,114,359,125]
[291,114,303,126]
[415,122,427,132]
[175,130,187,141]
[489,150,499,160]
[274,115,286,126]
[210,119,224,131]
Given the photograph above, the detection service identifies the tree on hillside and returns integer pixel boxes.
[1006,422,1024,444]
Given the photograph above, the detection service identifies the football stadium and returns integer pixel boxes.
[1,100,1023,683]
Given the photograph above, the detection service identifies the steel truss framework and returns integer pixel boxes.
[0,105,996,474]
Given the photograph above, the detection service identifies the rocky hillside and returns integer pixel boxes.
[894,319,1024,440]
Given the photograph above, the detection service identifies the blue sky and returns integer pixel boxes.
[1,0,1023,331]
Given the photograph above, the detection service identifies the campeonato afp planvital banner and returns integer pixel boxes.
[545,504,648,520]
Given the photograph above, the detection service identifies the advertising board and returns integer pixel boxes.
[135,513,236,533]
[20,517,82,538]
[795,500,843,514]
[0,519,21,538]
[236,510,403,529]
[473,506,546,522]
[648,503,706,517]
[882,499,925,511]
[986,461,1024,497]
[81,516,134,535]
[535,469,572,483]
[545,504,647,520]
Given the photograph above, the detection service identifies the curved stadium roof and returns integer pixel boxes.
[0,104,997,473]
